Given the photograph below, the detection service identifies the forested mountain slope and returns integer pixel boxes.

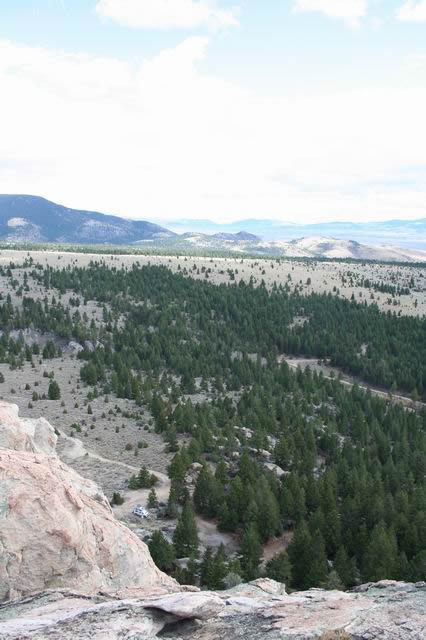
[0,195,173,244]
[0,258,424,590]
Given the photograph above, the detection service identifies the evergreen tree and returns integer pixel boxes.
[306,531,328,587]
[165,486,179,519]
[240,523,261,581]
[148,487,159,509]
[256,477,280,543]
[209,544,228,590]
[265,551,292,584]
[334,545,355,588]
[363,522,398,581]
[48,380,61,400]
[200,547,214,588]
[288,520,313,590]
[322,570,344,591]
[193,465,221,518]
[173,502,199,558]
[149,531,175,572]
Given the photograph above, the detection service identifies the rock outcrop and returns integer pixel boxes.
[0,402,57,455]
[0,402,425,639]
[0,579,424,639]
[0,403,176,601]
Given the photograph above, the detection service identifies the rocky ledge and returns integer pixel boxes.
[0,579,425,639]
[0,403,425,639]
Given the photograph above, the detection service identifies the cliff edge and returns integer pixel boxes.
[0,403,425,639]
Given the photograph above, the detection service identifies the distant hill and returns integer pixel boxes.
[1,195,425,262]
[277,236,426,262]
[162,217,426,250]
[0,195,174,244]
[157,232,426,262]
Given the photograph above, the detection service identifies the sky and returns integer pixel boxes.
[1,1,426,224]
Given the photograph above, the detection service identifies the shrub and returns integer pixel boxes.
[111,492,124,505]
[48,380,61,400]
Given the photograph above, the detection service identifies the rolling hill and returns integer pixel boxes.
[155,232,426,262]
[162,217,426,250]
[1,195,425,262]
[0,195,174,245]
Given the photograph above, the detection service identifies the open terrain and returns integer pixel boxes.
[1,248,425,316]
[1,195,426,260]
[0,246,425,590]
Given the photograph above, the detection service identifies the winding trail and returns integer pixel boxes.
[280,355,424,409]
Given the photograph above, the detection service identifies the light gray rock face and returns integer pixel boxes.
[0,402,57,454]
[0,581,424,639]
[0,403,176,602]
[211,580,426,640]
[146,591,224,620]
[63,340,84,355]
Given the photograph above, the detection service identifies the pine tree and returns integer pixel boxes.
[322,570,344,591]
[265,551,292,584]
[111,491,124,506]
[149,531,175,572]
[240,523,261,581]
[306,531,328,587]
[148,487,159,509]
[48,380,61,400]
[128,474,140,490]
[411,550,426,581]
[256,477,280,543]
[334,545,355,588]
[363,522,398,581]
[200,547,214,588]
[183,555,199,585]
[209,544,228,590]
[165,486,179,519]
[138,466,152,488]
[173,501,199,558]
[288,520,313,590]
[166,426,179,452]
[215,460,228,485]
[193,465,221,518]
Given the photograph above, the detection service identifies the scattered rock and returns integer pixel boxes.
[63,340,84,355]
[264,462,288,478]
[146,591,224,620]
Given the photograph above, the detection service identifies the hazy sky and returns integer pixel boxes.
[1,1,426,224]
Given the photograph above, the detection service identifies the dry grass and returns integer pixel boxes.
[320,631,351,640]
[0,249,425,316]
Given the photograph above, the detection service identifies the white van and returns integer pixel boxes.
[132,505,149,519]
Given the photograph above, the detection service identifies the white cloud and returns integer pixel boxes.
[95,0,238,30]
[294,0,368,27]
[397,1,426,22]
[405,52,426,69]
[1,38,426,223]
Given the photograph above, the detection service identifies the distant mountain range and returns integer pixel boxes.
[0,195,425,263]
[155,232,426,262]
[161,217,426,250]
